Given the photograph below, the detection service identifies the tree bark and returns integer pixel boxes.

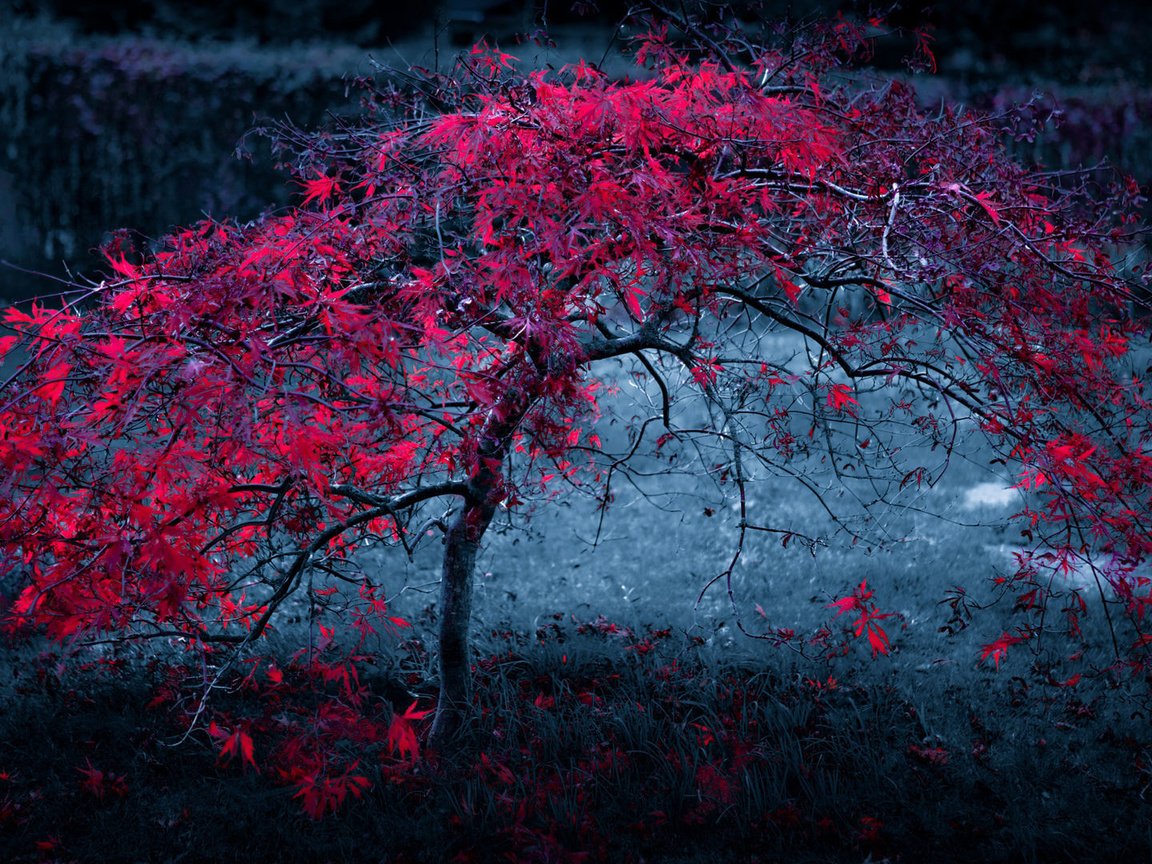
[427,381,529,747]
[428,478,497,747]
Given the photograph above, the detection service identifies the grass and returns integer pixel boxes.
[0,613,1148,863]
[1,348,1150,862]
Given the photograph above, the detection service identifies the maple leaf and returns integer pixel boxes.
[210,723,258,771]
[827,594,859,617]
[469,40,518,70]
[826,384,858,414]
[863,620,891,657]
[387,701,431,761]
[980,631,1027,670]
[779,275,802,304]
[974,190,1002,226]
[830,580,873,615]
[37,361,71,407]
[77,760,128,800]
[299,172,340,208]
[292,767,370,820]
[907,743,949,766]
[103,250,140,280]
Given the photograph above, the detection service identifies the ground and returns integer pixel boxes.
[1,379,1149,862]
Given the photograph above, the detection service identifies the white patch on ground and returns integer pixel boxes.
[961,482,1018,510]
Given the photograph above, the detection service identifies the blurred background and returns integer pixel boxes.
[2,0,1150,300]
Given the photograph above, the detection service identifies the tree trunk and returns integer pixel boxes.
[428,489,496,747]
[427,382,526,748]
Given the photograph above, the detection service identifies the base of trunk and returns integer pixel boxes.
[427,493,494,750]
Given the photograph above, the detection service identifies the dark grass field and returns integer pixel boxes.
[1,444,1150,863]
[1,618,1149,862]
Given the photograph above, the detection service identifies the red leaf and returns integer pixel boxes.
[387,715,419,761]
[827,595,858,617]
[399,700,433,722]
[974,191,1002,227]
[300,172,340,208]
[38,361,71,407]
[387,701,431,761]
[239,730,256,769]
[907,743,948,766]
[782,278,802,304]
[104,250,140,279]
[826,384,858,414]
[623,284,645,320]
[980,631,1027,670]
[865,621,890,657]
[212,724,258,771]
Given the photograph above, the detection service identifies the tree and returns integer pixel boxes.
[0,3,1149,767]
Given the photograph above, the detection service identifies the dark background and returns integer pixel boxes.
[10,0,1152,79]
[2,0,1151,300]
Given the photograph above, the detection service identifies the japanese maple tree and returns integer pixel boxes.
[1,3,1149,765]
